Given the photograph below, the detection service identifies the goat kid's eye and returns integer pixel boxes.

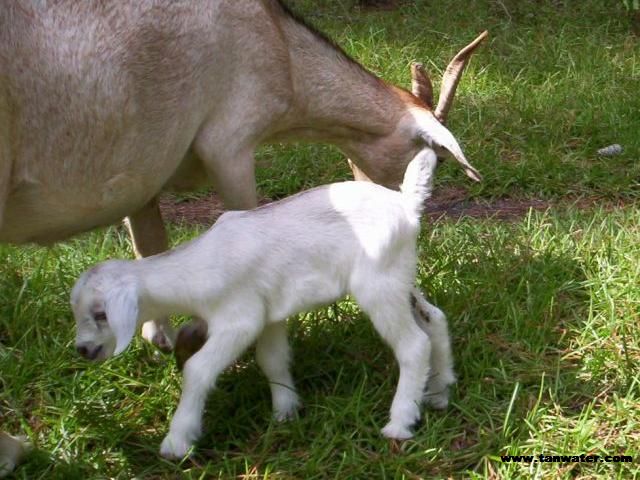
[93,311,108,324]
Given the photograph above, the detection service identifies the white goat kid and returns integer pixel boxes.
[72,148,459,459]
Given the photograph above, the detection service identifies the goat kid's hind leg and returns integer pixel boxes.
[124,196,176,352]
[160,321,263,459]
[356,288,432,440]
[255,322,300,421]
[411,289,456,410]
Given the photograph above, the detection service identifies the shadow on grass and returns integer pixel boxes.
[413,218,623,475]
[6,207,634,479]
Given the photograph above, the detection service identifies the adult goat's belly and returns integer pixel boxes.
[0,143,193,245]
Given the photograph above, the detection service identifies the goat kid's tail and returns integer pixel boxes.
[400,149,438,221]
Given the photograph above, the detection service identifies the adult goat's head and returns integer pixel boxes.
[346,31,488,188]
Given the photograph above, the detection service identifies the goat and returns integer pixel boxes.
[71,146,471,458]
[1,0,486,469]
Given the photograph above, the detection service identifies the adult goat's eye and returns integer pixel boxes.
[93,311,107,323]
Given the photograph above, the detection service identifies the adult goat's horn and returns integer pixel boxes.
[434,30,488,124]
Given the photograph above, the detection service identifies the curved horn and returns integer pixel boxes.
[435,30,488,124]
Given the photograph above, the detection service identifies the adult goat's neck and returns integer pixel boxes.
[268,11,409,147]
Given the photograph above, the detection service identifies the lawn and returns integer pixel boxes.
[1,0,639,479]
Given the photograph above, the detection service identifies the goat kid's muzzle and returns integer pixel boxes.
[76,342,106,361]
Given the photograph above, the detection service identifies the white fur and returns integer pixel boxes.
[71,149,456,459]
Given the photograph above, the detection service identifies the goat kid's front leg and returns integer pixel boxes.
[124,196,176,352]
[255,322,300,421]
[160,321,263,459]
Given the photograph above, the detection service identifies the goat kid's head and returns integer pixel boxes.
[347,31,488,188]
[71,261,140,361]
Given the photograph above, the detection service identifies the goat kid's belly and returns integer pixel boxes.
[264,268,350,323]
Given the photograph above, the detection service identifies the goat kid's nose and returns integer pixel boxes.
[76,343,102,360]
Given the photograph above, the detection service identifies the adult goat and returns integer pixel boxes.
[0,0,485,472]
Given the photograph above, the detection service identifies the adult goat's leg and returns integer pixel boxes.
[0,159,30,477]
[193,123,259,210]
[207,151,258,210]
[0,433,31,478]
[124,196,175,351]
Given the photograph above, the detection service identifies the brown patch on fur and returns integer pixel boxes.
[410,293,430,324]
[391,84,431,110]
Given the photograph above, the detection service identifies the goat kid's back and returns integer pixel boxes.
[200,152,436,317]
[230,150,436,264]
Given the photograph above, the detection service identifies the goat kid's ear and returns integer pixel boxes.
[419,112,482,182]
[105,283,139,355]
[411,63,434,109]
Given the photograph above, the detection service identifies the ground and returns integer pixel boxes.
[159,189,621,225]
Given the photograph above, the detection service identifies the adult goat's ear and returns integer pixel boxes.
[105,282,139,355]
[419,111,482,182]
[411,62,434,109]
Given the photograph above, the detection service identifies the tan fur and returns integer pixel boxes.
[0,433,30,478]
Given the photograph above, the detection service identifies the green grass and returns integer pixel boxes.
[2,206,639,479]
[2,1,640,478]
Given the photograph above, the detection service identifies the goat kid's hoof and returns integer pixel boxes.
[274,408,299,423]
[424,390,450,410]
[273,392,302,422]
[159,434,192,460]
[381,423,414,440]
[273,399,302,422]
